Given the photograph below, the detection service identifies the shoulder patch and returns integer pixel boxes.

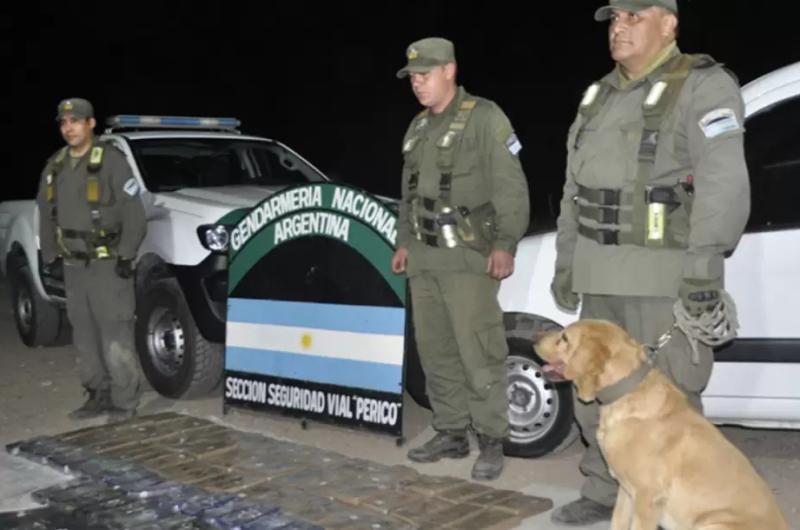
[699,108,741,139]
[123,178,140,197]
[505,133,522,156]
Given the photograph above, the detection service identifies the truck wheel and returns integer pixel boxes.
[135,279,223,399]
[503,337,576,457]
[10,264,63,347]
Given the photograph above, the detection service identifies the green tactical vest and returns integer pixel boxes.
[46,143,120,260]
[572,53,716,249]
[402,98,496,255]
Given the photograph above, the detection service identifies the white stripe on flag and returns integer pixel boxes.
[226,321,404,366]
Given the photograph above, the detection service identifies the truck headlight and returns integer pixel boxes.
[198,224,230,253]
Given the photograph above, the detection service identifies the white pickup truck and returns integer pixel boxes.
[2,61,799,459]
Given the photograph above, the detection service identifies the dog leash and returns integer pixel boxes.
[643,323,680,365]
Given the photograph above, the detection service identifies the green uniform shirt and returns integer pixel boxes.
[398,86,530,275]
[37,141,147,262]
[555,48,750,296]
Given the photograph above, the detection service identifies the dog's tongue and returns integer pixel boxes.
[542,361,567,382]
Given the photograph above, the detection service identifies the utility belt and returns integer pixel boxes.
[410,196,497,255]
[57,227,121,263]
[576,181,692,248]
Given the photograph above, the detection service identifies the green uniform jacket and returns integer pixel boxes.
[555,48,750,296]
[37,141,147,263]
[398,86,530,275]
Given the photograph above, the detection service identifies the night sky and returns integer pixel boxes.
[6,1,800,230]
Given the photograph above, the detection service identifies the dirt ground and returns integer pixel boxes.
[0,279,797,529]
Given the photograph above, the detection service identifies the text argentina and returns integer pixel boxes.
[230,186,323,251]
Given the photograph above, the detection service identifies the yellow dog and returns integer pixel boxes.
[536,319,788,530]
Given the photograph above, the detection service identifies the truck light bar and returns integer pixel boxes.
[106,115,241,131]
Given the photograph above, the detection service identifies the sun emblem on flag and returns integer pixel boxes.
[300,333,313,350]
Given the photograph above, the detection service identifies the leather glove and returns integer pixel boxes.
[115,257,135,279]
[679,278,722,316]
[551,268,580,311]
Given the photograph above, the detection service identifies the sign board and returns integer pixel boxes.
[223,183,406,436]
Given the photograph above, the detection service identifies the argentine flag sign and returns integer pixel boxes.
[223,183,406,436]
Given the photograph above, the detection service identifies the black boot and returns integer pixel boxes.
[68,388,111,420]
[471,434,504,481]
[407,429,470,463]
[550,497,613,526]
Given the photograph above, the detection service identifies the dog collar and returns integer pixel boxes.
[595,362,652,405]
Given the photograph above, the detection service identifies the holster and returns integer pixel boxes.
[454,202,497,255]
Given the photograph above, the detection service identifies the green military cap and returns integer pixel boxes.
[594,0,677,21]
[396,37,456,79]
[56,98,94,120]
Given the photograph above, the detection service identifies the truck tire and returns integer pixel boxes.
[10,264,63,347]
[503,337,576,457]
[135,279,223,399]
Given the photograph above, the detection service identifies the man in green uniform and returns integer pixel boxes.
[37,98,147,421]
[392,37,530,481]
[550,1,750,524]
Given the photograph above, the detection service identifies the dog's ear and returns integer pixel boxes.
[606,326,647,368]
[566,336,611,402]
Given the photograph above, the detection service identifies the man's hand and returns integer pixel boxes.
[115,257,135,279]
[679,278,722,316]
[391,247,408,274]
[551,268,580,311]
[486,249,514,280]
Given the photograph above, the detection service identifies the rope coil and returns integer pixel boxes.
[673,290,740,363]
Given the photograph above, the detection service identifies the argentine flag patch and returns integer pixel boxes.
[699,108,741,139]
[506,133,522,156]
[123,178,140,197]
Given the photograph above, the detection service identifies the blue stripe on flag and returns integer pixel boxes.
[224,347,403,394]
[227,299,405,335]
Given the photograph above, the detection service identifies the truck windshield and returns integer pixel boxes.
[128,138,327,192]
